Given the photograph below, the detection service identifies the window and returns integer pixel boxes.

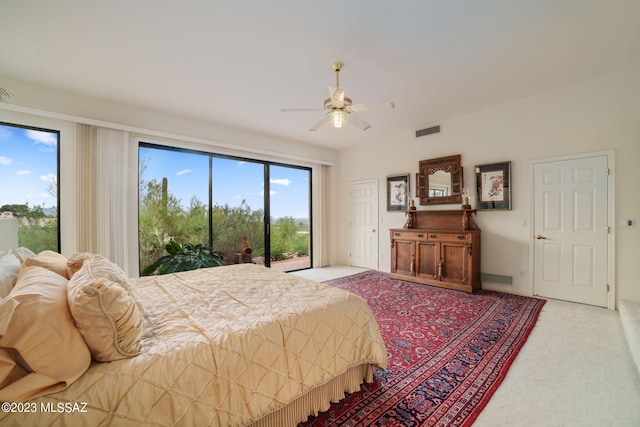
[268,164,311,271]
[138,146,209,270]
[211,156,266,266]
[138,143,312,273]
[0,122,60,252]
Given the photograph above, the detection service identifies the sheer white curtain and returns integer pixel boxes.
[75,123,97,253]
[312,163,332,267]
[75,124,133,273]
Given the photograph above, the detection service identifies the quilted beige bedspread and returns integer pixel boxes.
[0,264,387,426]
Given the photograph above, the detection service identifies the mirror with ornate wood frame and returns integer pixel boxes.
[416,154,463,205]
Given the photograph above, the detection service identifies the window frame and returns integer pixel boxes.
[138,141,313,272]
[0,120,61,253]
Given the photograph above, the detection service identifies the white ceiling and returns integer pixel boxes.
[1,0,639,150]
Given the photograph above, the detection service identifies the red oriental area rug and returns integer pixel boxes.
[301,270,545,427]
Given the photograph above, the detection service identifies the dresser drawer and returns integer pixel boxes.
[391,230,417,240]
[426,233,470,243]
[390,230,432,240]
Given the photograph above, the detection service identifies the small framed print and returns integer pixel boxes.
[475,161,511,210]
[387,174,410,211]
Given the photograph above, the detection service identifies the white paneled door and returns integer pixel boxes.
[349,180,378,269]
[533,155,609,307]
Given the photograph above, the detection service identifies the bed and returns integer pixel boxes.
[0,251,388,426]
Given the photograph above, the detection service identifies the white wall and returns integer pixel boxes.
[335,64,640,305]
[2,65,638,304]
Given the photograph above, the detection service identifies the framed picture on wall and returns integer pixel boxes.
[475,161,512,210]
[387,174,410,211]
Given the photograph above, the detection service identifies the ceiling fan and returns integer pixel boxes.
[282,62,396,131]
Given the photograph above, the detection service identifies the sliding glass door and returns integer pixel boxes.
[211,156,265,265]
[138,146,210,272]
[138,143,312,273]
[268,165,311,271]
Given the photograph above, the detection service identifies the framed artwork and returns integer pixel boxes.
[387,174,410,211]
[475,161,511,210]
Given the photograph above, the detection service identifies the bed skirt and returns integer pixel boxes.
[249,363,374,427]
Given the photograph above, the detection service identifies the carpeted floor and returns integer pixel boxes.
[300,270,545,426]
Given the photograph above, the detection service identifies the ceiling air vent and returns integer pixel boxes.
[415,124,441,138]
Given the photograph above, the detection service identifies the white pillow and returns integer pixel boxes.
[10,247,36,264]
[67,255,144,362]
[0,251,21,298]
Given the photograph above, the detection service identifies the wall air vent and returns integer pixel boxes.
[480,273,513,286]
[415,124,441,138]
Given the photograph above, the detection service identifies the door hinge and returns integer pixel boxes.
[607,284,610,292]
[607,226,610,234]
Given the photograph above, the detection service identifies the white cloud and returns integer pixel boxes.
[0,156,12,165]
[26,130,57,147]
[270,178,291,187]
[37,192,52,198]
[39,173,56,183]
[176,169,193,176]
[17,170,31,175]
[258,190,277,196]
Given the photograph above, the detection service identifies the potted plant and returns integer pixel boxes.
[142,240,225,276]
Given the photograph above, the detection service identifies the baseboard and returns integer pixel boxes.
[619,300,640,374]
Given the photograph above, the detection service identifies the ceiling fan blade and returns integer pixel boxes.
[346,112,371,131]
[281,107,325,112]
[328,86,344,108]
[350,101,396,112]
[308,116,329,132]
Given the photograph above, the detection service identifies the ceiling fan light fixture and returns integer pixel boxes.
[282,62,394,132]
[328,109,347,128]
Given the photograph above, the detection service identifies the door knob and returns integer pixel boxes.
[535,234,548,240]
[371,228,377,232]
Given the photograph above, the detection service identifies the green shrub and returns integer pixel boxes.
[141,240,224,276]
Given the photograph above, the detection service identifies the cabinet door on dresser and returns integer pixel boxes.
[391,239,415,276]
[440,243,469,285]
[416,240,439,279]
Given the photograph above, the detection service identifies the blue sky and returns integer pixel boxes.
[139,146,310,219]
[0,124,58,209]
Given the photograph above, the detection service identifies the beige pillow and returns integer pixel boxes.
[67,255,144,362]
[0,252,21,298]
[0,266,91,402]
[66,252,98,279]
[24,250,69,279]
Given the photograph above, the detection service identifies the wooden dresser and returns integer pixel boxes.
[390,209,481,293]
